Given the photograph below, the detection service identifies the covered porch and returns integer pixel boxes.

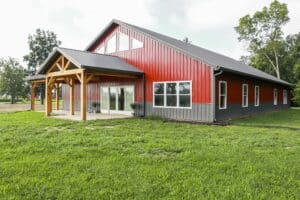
[28,47,144,121]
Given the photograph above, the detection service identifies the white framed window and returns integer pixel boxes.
[132,38,143,49]
[97,45,105,54]
[106,34,116,53]
[153,81,192,109]
[219,81,227,109]
[283,89,287,105]
[119,32,129,51]
[274,88,278,105]
[242,84,248,107]
[254,85,259,107]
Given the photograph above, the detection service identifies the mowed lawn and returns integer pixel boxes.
[0,109,299,199]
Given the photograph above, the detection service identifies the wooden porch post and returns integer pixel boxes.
[56,83,60,110]
[45,77,50,116]
[69,78,75,115]
[80,71,87,120]
[49,85,52,114]
[31,82,36,111]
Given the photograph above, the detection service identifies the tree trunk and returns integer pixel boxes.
[263,53,280,79]
[273,49,280,79]
[11,95,15,104]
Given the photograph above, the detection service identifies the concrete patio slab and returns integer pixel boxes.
[50,110,132,121]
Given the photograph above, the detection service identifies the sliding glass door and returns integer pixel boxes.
[101,85,134,114]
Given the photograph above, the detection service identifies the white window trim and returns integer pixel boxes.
[283,89,287,105]
[242,84,249,108]
[254,85,260,107]
[219,81,227,110]
[153,81,192,109]
[274,88,278,105]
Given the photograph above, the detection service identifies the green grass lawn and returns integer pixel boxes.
[0,110,299,199]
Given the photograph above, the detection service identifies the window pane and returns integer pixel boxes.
[119,32,129,51]
[132,38,143,49]
[166,95,177,107]
[154,95,164,106]
[166,83,177,94]
[243,97,247,106]
[97,46,105,54]
[220,83,226,95]
[243,85,248,95]
[179,95,191,107]
[179,82,190,94]
[109,87,117,110]
[125,86,134,111]
[154,83,164,94]
[220,96,225,108]
[107,35,116,53]
[101,87,109,110]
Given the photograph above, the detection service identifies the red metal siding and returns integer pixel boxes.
[216,72,290,105]
[90,25,212,104]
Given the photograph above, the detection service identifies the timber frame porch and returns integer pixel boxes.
[29,47,144,121]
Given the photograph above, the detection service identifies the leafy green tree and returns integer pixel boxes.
[0,58,27,104]
[285,33,300,82]
[293,81,300,106]
[24,29,61,71]
[235,0,289,79]
[23,29,61,104]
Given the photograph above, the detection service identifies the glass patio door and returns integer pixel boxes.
[101,85,134,115]
[100,87,109,112]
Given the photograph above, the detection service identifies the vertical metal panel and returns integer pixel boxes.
[72,24,216,122]
[90,25,212,104]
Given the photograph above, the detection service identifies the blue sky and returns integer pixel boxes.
[0,0,299,67]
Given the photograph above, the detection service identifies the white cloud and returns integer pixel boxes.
[0,0,299,67]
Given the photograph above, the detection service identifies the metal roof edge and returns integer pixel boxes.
[220,67,293,87]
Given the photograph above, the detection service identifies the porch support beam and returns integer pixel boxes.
[45,76,52,116]
[80,70,87,120]
[69,78,75,115]
[47,69,83,77]
[31,82,36,111]
[56,83,60,110]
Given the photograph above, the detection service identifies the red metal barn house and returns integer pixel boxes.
[27,19,293,122]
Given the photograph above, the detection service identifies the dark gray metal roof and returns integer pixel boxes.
[36,47,143,75]
[86,19,292,86]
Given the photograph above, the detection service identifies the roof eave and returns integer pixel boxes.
[220,67,293,87]
[83,65,144,76]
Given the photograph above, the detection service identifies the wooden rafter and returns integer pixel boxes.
[47,69,83,77]
[86,74,94,83]
[75,74,81,83]
[64,60,71,70]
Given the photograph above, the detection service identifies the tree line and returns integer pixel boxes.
[0,0,299,104]
[0,29,61,104]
